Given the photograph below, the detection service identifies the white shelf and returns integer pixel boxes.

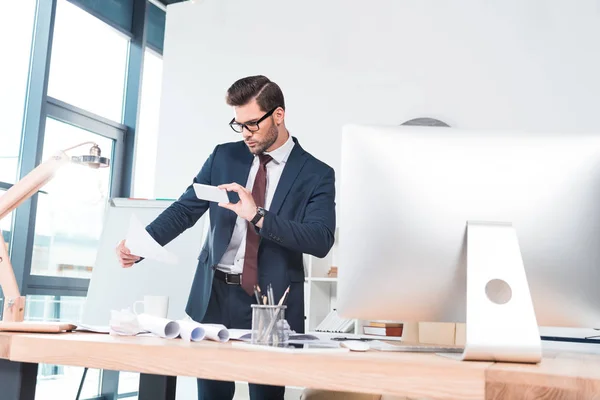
[304,228,348,333]
[303,234,406,341]
[308,277,337,282]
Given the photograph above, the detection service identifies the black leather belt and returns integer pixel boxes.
[214,269,242,285]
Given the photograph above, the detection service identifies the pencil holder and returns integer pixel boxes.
[251,304,287,345]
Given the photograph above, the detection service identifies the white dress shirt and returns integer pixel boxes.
[216,135,295,274]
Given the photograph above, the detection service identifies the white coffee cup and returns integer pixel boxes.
[133,295,169,318]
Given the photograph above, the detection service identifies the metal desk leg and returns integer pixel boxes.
[0,359,38,400]
[101,370,120,400]
[138,374,177,400]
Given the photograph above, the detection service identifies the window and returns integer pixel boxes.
[25,295,101,400]
[132,49,164,199]
[47,0,129,122]
[35,366,101,400]
[0,189,13,316]
[2,1,165,399]
[0,0,37,184]
[1,189,13,249]
[31,118,114,279]
[25,294,86,323]
[119,372,140,397]
[1,188,14,318]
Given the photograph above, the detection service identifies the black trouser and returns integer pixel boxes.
[197,277,285,400]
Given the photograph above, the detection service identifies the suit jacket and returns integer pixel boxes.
[145,137,336,329]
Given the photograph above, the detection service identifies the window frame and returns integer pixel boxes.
[1,1,165,398]
[26,98,126,296]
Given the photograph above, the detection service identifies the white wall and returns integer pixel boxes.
[159,1,600,398]
[155,0,600,200]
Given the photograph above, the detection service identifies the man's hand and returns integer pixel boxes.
[218,183,258,222]
[116,239,141,268]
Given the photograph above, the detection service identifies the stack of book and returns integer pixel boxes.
[315,310,355,333]
[363,321,404,337]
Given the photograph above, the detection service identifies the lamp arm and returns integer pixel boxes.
[0,232,24,322]
[62,141,98,153]
[0,233,18,300]
[0,151,70,322]
[0,152,70,220]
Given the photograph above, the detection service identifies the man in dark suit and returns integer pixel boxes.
[116,75,336,400]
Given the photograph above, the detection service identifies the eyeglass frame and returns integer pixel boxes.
[229,106,280,134]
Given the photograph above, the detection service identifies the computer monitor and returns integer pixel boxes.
[337,124,600,362]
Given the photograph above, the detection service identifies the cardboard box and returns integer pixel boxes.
[418,322,457,346]
[400,322,419,342]
[455,323,466,346]
[402,322,466,346]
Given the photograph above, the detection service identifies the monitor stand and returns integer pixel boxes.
[461,221,542,363]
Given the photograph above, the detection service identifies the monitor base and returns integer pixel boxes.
[462,221,542,363]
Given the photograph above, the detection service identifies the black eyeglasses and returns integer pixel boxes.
[229,107,279,134]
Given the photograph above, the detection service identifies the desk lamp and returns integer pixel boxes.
[0,142,109,332]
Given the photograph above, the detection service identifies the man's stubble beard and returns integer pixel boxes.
[252,121,278,155]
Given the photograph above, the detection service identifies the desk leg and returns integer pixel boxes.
[138,374,176,400]
[0,359,38,400]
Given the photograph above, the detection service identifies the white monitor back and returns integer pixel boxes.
[337,124,600,328]
[81,199,207,325]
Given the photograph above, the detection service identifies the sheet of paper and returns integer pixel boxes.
[125,214,178,264]
[203,323,230,342]
[289,333,319,341]
[226,331,318,342]
[137,313,180,339]
[193,183,229,203]
[287,339,344,348]
[232,341,349,354]
[109,308,142,336]
[76,323,110,334]
[228,328,252,341]
[178,319,206,341]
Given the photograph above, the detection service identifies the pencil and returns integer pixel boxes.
[268,284,275,306]
[277,286,290,306]
[253,285,261,304]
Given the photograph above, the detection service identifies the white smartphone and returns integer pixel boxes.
[192,183,230,203]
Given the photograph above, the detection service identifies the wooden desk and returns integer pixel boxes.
[0,332,9,359]
[486,349,600,400]
[0,333,37,400]
[1,332,600,400]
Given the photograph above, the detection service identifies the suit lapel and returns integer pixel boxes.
[225,143,254,233]
[269,139,308,215]
[230,143,254,188]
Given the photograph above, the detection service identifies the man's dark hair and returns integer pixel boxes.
[226,75,285,112]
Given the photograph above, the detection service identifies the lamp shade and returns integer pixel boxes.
[71,144,110,169]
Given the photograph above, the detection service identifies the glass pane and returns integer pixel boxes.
[133,49,163,199]
[26,295,101,400]
[48,0,129,122]
[0,188,13,318]
[0,0,36,184]
[25,295,86,323]
[31,118,113,278]
[0,189,13,250]
[119,372,140,395]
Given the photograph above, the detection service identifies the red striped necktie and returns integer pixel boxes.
[241,154,272,296]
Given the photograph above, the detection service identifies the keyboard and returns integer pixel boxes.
[370,341,464,353]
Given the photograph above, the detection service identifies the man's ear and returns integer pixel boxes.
[273,107,285,125]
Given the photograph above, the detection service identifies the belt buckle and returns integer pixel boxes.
[225,273,241,285]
